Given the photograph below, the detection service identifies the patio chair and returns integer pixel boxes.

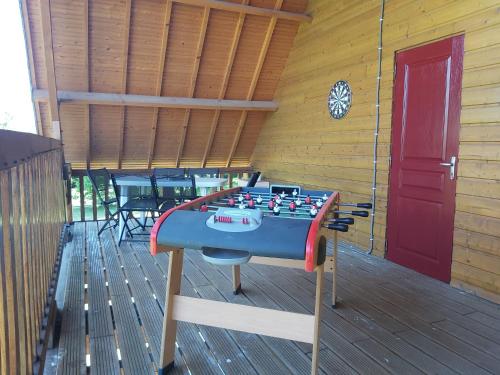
[186,168,219,177]
[152,169,197,205]
[246,171,261,187]
[110,173,161,246]
[87,168,120,235]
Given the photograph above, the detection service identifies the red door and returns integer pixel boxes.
[386,36,464,282]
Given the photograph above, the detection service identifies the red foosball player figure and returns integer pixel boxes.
[268,199,275,210]
[247,199,255,209]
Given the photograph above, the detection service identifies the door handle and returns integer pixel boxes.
[439,156,456,180]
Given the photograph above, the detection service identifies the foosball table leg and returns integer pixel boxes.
[232,265,242,295]
[332,231,338,308]
[311,263,324,375]
[159,249,184,375]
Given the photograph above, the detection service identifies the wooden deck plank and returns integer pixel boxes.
[432,319,500,359]
[339,244,500,318]
[257,254,458,375]
[217,259,384,375]
[332,259,500,374]
[99,230,154,375]
[54,229,500,375]
[90,336,120,375]
[57,222,86,375]
[397,329,491,375]
[466,311,500,330]
[86,223,115,338]
[184,250,316,375]
[353,338,423,375]
[86,222,121,374]
[134,248,223,375]
[117,243,188,374]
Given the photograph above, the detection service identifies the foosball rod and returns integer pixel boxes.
[218,197,322,213]
[238,191,330,201]
[334,210,369,217]
[203,205,316,219]
[338,202,372,209]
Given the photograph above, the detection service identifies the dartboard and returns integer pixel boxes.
[328,80,352,119]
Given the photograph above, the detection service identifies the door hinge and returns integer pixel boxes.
[389,155,392,167]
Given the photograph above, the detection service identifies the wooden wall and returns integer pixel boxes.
[0,148,66,373]
[252,0,500,302]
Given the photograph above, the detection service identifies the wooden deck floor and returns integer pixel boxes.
[52,221,500,374]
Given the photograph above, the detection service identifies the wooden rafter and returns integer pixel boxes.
[40,0,61,139]
[226,0,283,167]
[175,6,211,167]
[147,0,173,168]
[20,0,43,136]
[117,0,132,168]
[201,0,249,167]
[173,0,311,22]
[83,0,90,168]
[33,89,277,111]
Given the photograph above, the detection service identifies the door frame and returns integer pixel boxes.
[385,34,465,282]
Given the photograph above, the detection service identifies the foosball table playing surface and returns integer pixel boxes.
[150,185,371,375]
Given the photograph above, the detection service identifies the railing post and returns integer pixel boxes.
[64,164,73,223]
[92,186,97,221]
[79,175,85,221]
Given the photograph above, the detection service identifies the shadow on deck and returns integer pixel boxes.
[48,221,500,374]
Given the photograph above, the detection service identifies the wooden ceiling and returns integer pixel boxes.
[21,0,310,169]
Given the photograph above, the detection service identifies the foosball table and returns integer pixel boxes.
[150,185,371,375]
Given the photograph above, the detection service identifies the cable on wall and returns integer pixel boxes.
[368,0,385,254]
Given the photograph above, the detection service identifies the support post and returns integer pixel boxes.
[159,249,184,374]
[311,264,324,375]
[232,265,241,294]
[331,232,338,308]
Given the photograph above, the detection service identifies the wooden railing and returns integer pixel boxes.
[70,167,253,222]
[0,130,66,374]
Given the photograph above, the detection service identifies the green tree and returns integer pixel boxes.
[0,112,13,129]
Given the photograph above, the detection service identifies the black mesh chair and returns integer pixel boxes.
[110,174,160,245]
[186,168,219,177]
[246,171,261,187]
[87,168,120,235]
[152,169,197,206]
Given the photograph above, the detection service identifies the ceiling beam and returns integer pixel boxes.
[40,0,61,139]
[117,0,132,169]
[176,6,211,167]
[83,0,90,168]
[173,0,311,22]
[147,0,173,169]
[33,89,278,111]
[201,0,248,167]
[20,0,43,136]
[226,0,283,167]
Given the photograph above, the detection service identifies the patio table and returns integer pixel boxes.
[114,175,227,236]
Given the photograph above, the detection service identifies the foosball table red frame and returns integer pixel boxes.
[150,186,357,375]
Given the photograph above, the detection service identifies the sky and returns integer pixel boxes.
[0,0,36,134]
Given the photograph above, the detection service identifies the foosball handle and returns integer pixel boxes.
[356,203,372,209]
[330,218,354,225]
[326,223,349,232]
[351,211,369,217]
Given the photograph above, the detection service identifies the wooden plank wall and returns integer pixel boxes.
[252,0,500,302]
[0,149,66,374]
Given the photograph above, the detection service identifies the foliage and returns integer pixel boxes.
[0,112,13,129]
[71,176,95,202]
